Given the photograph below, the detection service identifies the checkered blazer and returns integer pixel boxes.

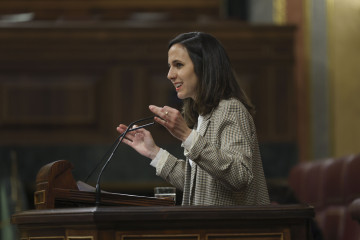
[157,98,270,205]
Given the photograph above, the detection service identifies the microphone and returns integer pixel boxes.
[94,116,155,206]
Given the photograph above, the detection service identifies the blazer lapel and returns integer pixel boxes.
[188,111,213,203]
[182,160,192,205]
[198,112,212,137]
[189,160,197,204]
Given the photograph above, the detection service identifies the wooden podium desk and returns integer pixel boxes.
[350,198,360,224]
[12,204,314,240]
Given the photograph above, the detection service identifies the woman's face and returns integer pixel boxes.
[167,43,199,100]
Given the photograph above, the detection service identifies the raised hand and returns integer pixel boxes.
[116,124,160,160]
[149,105,192,142]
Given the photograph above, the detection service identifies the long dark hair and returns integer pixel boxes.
[168,32,255,128]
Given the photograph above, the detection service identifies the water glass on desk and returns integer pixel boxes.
[154,187,176,202]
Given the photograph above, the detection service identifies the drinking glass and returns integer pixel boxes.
[154,187,176,202]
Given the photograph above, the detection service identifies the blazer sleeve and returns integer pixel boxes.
[155,152,187,191]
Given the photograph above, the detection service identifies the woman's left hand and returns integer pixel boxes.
[149,105,192,142]
[116,124,160,160]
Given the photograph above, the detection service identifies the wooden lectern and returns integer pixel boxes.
[12,161,314,240]
[12,160,316,240]
[12,205,315,240]
[350,198,360,224]
[33,160,174,209]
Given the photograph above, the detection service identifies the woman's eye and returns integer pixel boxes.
[176,63,183,68]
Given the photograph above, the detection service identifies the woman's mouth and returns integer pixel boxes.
[175,83,183,91]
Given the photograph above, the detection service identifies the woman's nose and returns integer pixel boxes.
[167,68,176,80]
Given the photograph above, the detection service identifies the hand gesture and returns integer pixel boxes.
[116,124,160,160]
[149,105,192,142]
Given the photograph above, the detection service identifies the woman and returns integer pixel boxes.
[117,32,269,205]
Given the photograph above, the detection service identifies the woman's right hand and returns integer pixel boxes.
[116,124,160,160]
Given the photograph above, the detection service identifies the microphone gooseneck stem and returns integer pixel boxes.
[95,134,124,206]
[94,116,154,206]
[84,122,154,183]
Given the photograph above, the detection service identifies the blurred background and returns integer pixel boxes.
[0,0,359,239]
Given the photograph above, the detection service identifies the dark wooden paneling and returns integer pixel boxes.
[1,77,96,125]
[0,21,296,145]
